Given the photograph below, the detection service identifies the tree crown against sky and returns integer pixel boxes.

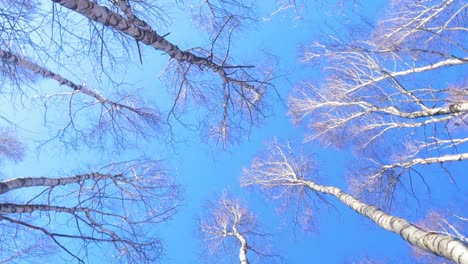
[0,0,467,263]
[1,0,274,148]
[290,0,468,208]
[199,192,278,264]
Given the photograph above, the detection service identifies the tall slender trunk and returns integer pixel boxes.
[0,173,115,195]
[348,57,468,94]
[378,103,468,118]
[0,49,139,112]
[51,0,227,76]
[0,203,86,214]
[233,227,249,264]
[301,180,468,264]
[231,211,250,264]
[379,153,468,172]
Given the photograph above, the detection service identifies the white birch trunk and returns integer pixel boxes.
[0,49,131,108]
[0,173,113,195]
[381,153,468,171]
[302,180,468,264]
[0,203,85,214]
[51,0,225,76]
[233,228,249,264]
[378,103,468,118]
[348,57,468,94]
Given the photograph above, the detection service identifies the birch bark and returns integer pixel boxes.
[0,173,111,195]
[302,180,468,264]
[241,141,468,264]
[0,49,149,114]
[233,213,250,264]
[50,0,241,83]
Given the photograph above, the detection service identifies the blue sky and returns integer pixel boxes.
[1,0,467,263]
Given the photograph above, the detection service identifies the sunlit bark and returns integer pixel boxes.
[241,141,468,264]
[289,0,468,202]
[413,210,467,263]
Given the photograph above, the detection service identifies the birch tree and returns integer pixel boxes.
[0,49,160,147]
[1,0,272,146]
[289,0,468,202]
[199,193,275,264]
[0,160,180,263]
[241,140,468,264]
[2,1,270,261]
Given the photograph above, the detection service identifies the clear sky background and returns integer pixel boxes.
[1,0,466,263]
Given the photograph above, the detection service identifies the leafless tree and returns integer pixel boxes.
[241,140,468,264]
[199,193,275,264]
[0,48,160,148]
[0,0,278,262]
[0,160,181,263]
[0,128,25,163]
[1,0,273,262]
[289,0,468,203]
[0,0,39,93]
[1,0,273,146]
[0,231,57,264]
[191,0,255,32]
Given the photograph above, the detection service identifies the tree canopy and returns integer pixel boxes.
[0,0,466,263]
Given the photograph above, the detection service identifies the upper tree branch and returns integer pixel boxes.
[51,0,257,89]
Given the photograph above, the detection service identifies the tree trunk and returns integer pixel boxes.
[0,49,129,108]
[234,230,249,264]
[0,173,114,195]
[348,57,468,94]
[51,0,224,74]
[302,180,468,264]
[378,103,468,118]
[0,203,85,214]
[380,153,468,171]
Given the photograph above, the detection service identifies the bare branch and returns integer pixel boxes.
[289,0,467,205]
[241,140,468,264]
[0,160,181,263]
[1,48,161,148]
[413,210,468,263]
[51,0,273,143]
[199,192,277,264]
